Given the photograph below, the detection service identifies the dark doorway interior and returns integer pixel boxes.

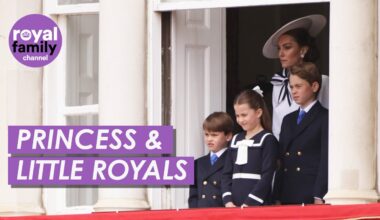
[226,3,330,132]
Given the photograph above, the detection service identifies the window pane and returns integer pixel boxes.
[66,114,98,206]
[66,115,98,125]
[66,187,98,207]
[66,14,99,106]
[58,0,98,5]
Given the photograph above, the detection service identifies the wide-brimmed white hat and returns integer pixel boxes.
[262,14,326,59]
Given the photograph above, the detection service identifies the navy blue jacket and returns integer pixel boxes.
[188,151,227,208]
[275,101,328,204]
[221,130,278,206]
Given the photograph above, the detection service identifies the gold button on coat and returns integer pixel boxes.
[202,194,206,199]
[203,181,207,185]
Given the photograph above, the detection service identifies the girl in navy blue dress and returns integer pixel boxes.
[222,86,278,207]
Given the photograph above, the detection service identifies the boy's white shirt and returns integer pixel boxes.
[301,99,317,113]
[210,147,227,158]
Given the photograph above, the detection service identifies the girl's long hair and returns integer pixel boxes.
[234,89,272,131]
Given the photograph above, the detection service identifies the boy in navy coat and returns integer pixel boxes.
[188,112,234,208]
[275,62,328,205]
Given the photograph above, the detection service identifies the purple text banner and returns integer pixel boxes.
[9,157,193,186]
[9,126,173,154]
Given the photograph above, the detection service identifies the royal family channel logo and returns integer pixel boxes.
[9,14,62,67]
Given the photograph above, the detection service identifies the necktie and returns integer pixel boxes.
[297,110,306,125]
[210,154,218,165]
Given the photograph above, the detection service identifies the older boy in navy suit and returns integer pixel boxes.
[275,62,328,205]
[188,112,234,208]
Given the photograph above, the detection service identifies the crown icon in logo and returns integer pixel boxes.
[21,32,30,38]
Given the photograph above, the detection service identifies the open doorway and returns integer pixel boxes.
[226,3,330,130]
[165,2,329,209]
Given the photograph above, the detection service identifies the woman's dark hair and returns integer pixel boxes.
[283,28,320,62]
[233,90,272,132]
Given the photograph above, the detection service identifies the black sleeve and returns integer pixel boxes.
[313,111,328,199]
[221,148,234,205]
[273,119,287,202]
[188,159,198,208]
[272,159,283,203]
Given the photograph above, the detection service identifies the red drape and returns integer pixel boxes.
[1,203,380,220]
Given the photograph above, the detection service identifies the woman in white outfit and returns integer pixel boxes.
[262,14,329,140]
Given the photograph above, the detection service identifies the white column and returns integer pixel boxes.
[0,0,45,216]
[95,0,150,211]
[378,0,380,195]
[325,0,379,204]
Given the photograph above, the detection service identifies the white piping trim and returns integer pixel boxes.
[230,134,238,147]
[253,133,271,146]
[222,192,232,198]
[232,173,261,180]
[231,133,272,148]
[248,194,264,204]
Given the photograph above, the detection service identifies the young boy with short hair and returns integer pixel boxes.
[188,112,234,208]
[275,62,328,205]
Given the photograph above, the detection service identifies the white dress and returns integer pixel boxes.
[271,69,329,140]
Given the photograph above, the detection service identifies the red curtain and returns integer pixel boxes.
[1,203,380,220]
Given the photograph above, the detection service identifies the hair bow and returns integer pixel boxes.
[252,86,264,97]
